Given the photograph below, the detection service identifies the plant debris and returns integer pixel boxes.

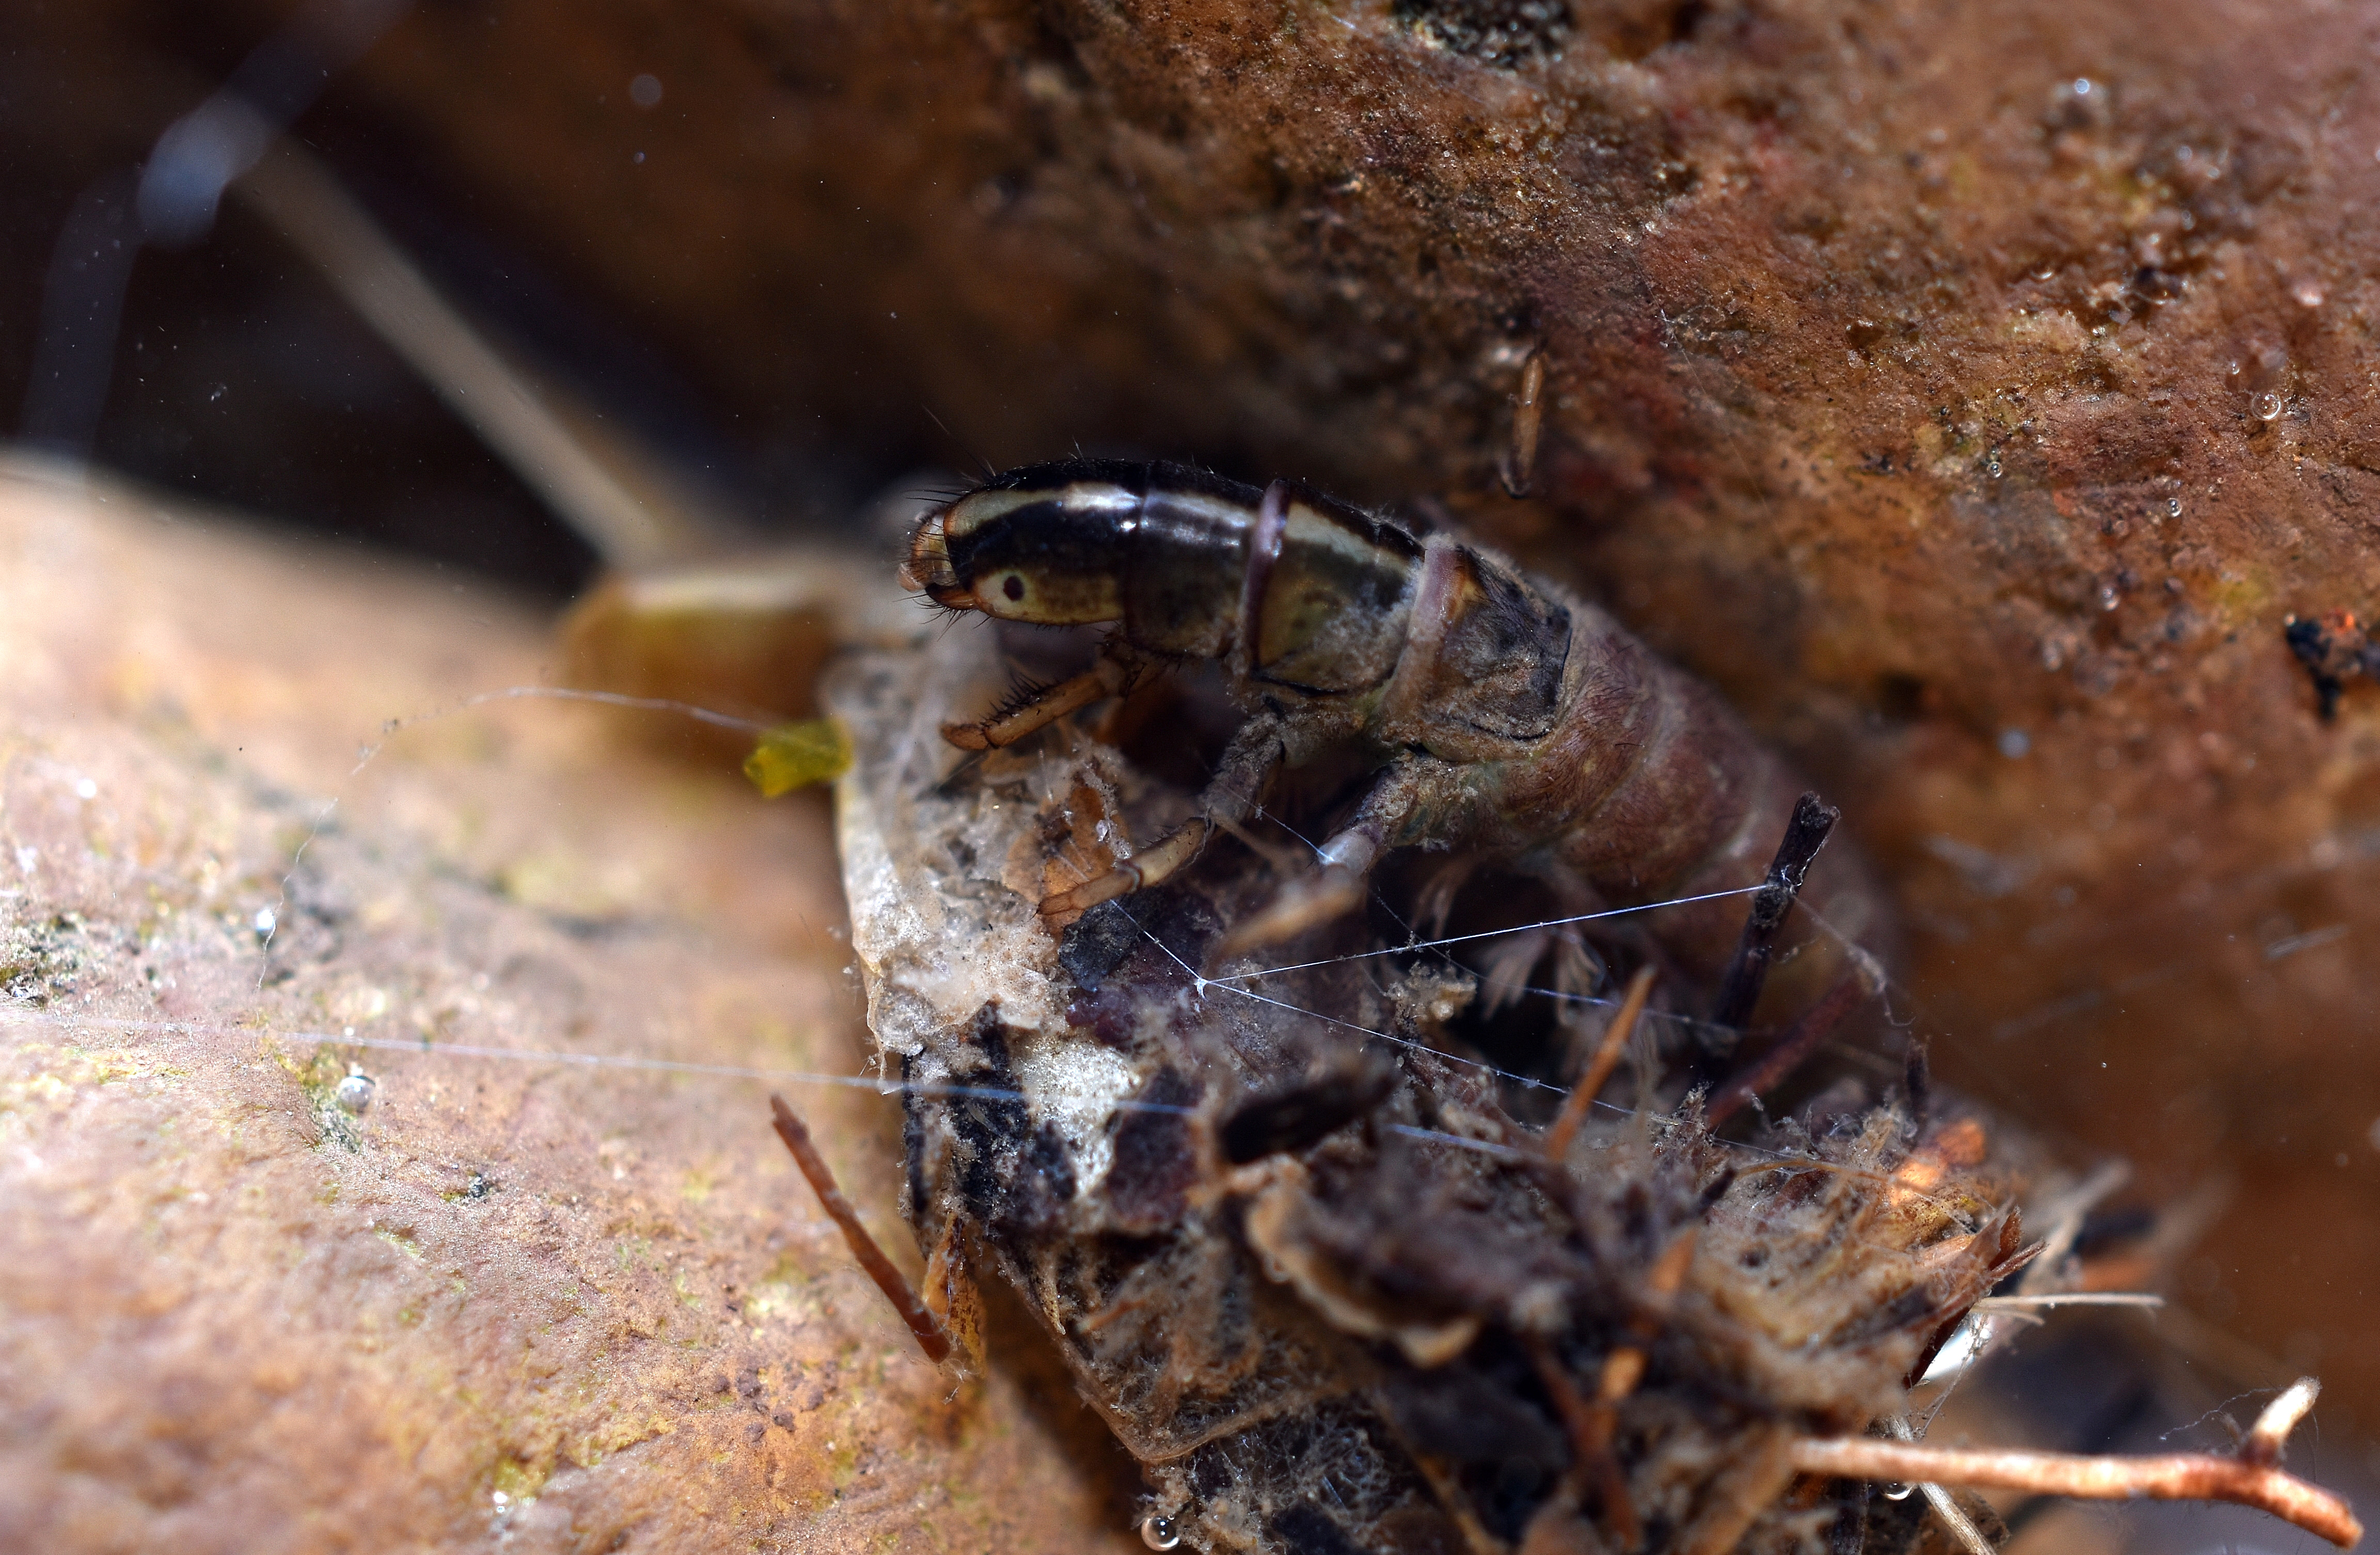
[808,626,2362,1553]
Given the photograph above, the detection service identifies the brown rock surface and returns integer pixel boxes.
[5,0,2380,1532]
[318,0,2380,1432]
[0,459,1138,1553]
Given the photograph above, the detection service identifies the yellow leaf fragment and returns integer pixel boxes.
[745,718,852,796]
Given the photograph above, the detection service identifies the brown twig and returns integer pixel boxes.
[1705,971,1867,1129]
[1882,1416,1996,1555]
[236,145,731,569]
[1677,1429,1796,1555]
[769,1093,953,1364]
[1516,1226,1697,1550]
[1543,965,1655,1164]
[1708,791,1838,1036]
[1600,1230,1698,1402]
[1525,1336,1642,1551]
[1784,1430,2362,1549]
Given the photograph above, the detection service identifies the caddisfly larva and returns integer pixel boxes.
[900,457,1884,991]
[808,606,2363,1555]
[68,100,2357,1554]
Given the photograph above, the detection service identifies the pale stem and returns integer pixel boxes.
[1785,1433,2361,1549]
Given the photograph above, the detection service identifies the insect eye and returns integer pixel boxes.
[1000,574,1027,602]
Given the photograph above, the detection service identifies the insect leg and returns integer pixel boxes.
[1035,715,1286,918]
[1208,753,1445,959]
[940,644,1144,751]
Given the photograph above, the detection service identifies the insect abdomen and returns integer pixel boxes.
[1506,601,1852,978]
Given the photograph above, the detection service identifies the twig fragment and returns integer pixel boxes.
[1708,791,1838,1036]
[1542,965,1654,1164]
[1971,1292,2163,1311]
[1676,1427,1795,1555]
[1785,1429,2362,1548]
[1706,971,1867,1129]
[769,1093,953,1364]
[2243,1377,2322,1466]
[1519,1225,1696,1550]
[237,145,729,569]
[1525,1336,1642,1550]
[1885,1416,1995,1555]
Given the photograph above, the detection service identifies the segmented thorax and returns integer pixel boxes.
[1375,542,1572,761]
[1238,477,1419,696]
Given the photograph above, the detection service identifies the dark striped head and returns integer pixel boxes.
[901,462,1146,624]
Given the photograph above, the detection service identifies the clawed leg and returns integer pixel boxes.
[941,644,1146,752]
[1038,815,1215,917]
[1209,754,1443,961]
[1037,717,1286,918]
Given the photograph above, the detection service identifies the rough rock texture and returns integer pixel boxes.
[312,0,2380,1427]
[5,0,2380,1518]
[0,458,1139,1553]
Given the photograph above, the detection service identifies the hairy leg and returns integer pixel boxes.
[941,643,1145,751]
[1036,715,1286,917]
[1208,753,1448,960]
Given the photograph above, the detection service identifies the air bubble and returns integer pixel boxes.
[1141,1515,1182,1549]
[2253,391,2284,422]
[335,1070,376,1114]
[2295,280,2326,309]
[2167,498,2182,517]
